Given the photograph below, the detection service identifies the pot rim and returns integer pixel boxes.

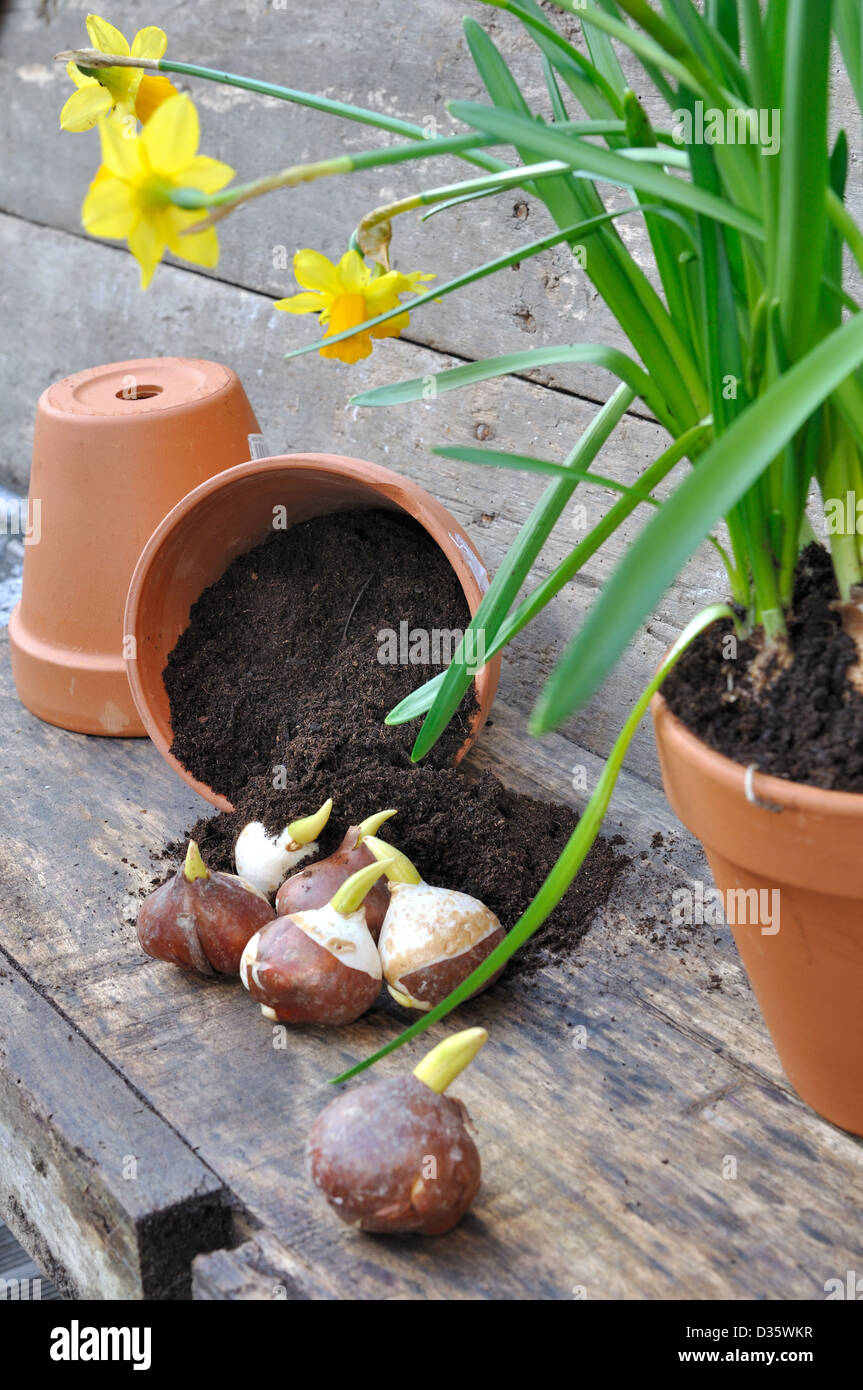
[125,452,501,812]
[652,687,863,816]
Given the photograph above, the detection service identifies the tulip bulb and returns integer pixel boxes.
[275,807,397,939]
[137,841,276,976]
[363,836,506,1011]
[234,797,333,896]
[239,857,393,1026]
[307,1027,487,1235]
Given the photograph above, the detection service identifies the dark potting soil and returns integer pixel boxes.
[163,508,626,974]
[664,543,863,792]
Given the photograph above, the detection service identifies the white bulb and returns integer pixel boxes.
[234,822,317,897]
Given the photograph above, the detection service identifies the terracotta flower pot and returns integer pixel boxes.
[652,690,863,1135]
[124,454,501,811]
[9,358,260,737]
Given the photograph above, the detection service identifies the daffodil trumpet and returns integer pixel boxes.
[275,808,397,940]
[363,836,506,1011]
[240,858,394,1027]
[136,841,275,977]
[234,798,333,898]
[307,1027,487,1235]
[273,248,433,364]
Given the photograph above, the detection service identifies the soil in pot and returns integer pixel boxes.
[161,508,626,976]
[663,543,863,791]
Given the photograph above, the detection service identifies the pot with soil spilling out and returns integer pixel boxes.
[124,453,501,809]
[9,358,260,737]
[652,560,863,1135]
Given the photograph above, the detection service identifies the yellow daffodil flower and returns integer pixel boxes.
[60,14,178,132]
[81,94,235,288]
[275,249,434,364]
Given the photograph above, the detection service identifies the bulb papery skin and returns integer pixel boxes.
[307,1075,482,1235]
[239,905,382,1025]
[235,821,317,897]
[275,828,390,939]
[378,881,506,1010]
[137,868,276,976]
[290,904,383,980]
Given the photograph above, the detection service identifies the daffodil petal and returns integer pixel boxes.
[371,311,410,340]
[128,218,164,289]
[180,154,235,192]
[134,73,178,124]
[293,248,340,295]
[98,114,141,178]
[66,61,96,91]
[81,173,135,238]
[141,94,199,173]
[159,207,218,266]
[86,14,131,56]
[274,293,325,314]
[337,249,371,293]
[176,223,220,270]
[131,25,167,60]
[60,83,112,131]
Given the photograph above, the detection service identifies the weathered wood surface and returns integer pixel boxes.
[0,942,233,1299]
[1,636,861,1300]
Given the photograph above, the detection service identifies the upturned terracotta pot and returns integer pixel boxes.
[9,358,260,737]
[653,690,863,1135]
[124,454,501,812]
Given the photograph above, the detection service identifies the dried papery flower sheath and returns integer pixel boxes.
[364,836,506,1011]
[234,797,333,897]
[307,1027,487,1235]
[240,858,392,1026]
[137,841,275,976]
[275,808,397,940]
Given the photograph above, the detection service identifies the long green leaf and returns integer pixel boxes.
[775,0,831,362]
[532,310,863,733]
[448,101,763,238]
[386,421,711,727]
[433,444,661,504]
[331,602,736,1083]
[397,385,635,762]
[351,344,669,428]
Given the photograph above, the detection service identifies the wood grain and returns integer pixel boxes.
[0,636,861,1300]
[0,955,232,1299]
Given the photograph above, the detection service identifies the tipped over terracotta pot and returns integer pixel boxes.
[124,454,501,811]
[653,690,863,1136]
[9,358,260,736]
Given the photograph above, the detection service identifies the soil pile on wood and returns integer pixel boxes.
[164,508,625,972]
[664,543,863,791]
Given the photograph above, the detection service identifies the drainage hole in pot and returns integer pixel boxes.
[116,384,164,401]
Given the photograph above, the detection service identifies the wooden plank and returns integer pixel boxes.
[0,638,861,1300]
[0,953,232,1299]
